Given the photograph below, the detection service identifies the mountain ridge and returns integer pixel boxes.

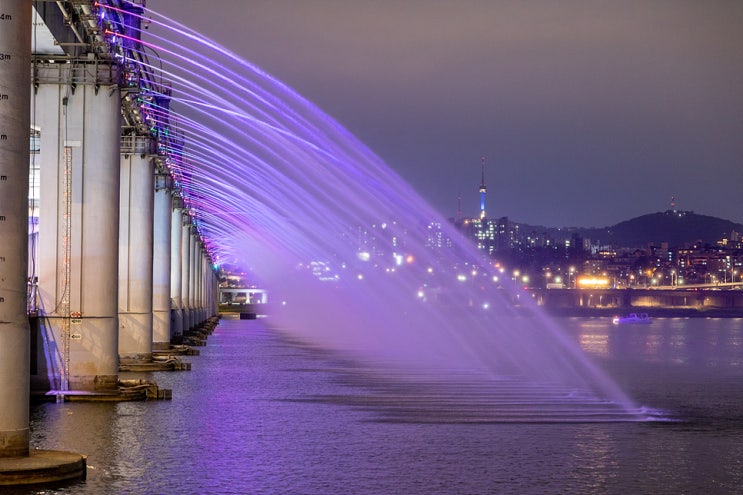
[518,210,743,248]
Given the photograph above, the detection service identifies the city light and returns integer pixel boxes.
[576,276,610,288]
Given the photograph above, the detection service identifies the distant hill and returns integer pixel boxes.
[520,210,743,248]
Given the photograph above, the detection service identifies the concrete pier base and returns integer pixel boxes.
[34,378,173,402]
[119,355,191,371]
[0,450,86,487]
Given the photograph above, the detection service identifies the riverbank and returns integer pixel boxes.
[544,306,743,318]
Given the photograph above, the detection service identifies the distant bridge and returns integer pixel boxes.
[532,287,743,315]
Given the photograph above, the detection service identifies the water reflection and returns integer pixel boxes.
[22,318,743,495]
[571,317,743,368]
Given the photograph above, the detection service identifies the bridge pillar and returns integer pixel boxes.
[0,0,31,457]
[194,242,204,325]
[118,142,154,363]
[34,63,121,392]
[199,250,211,321]
[210,265,219,316]
[170,203,184,339]
[192,232,200,327]
[152,177,173,349]
[182,222,193,332]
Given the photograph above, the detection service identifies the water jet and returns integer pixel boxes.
[116,4,660,421]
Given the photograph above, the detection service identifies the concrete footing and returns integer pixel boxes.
[153,345,200,356]
[172,316,219,348]
[0,449,86,486]
[32,380,172,402]
[119,358,191,372]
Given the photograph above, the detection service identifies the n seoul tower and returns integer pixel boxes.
[479,155,487,219]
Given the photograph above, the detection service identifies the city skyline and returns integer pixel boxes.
[154,0,743,228]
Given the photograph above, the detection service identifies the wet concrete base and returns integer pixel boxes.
[0,449,86,486]
[153,345,200,356]
[34,379,173,402]
[118,358,191,372]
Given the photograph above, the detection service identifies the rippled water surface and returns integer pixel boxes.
[19,316,743,494]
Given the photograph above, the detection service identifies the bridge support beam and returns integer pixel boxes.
[153,177,173,349]
[118,145,154,363]
[0,0,31,458]
[33,63,121,392]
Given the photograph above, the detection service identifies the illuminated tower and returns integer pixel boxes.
[479,155,487,219]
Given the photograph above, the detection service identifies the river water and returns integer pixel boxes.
[17,316,743,494]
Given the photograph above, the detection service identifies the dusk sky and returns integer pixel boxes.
[154,0,743,228]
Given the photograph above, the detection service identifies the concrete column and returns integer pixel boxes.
[188,234,201,328]
[180,219,192,332]
[0,0,31,458]
[205,254,214,317]
[34,63,121,392]
[170,204,183,338]
[201,250,208,321]
[210,267,218,316]
[195,243,204,325]
[200,250,208,322]
[203,261,212,318]
[206,264,214,317]
[152,179,172,350]
[118,148,154,363]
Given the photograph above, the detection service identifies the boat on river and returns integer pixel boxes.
[612,313,652,325]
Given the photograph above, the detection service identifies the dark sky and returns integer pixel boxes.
[152,0,743,228]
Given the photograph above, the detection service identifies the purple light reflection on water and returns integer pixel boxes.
[101,4,663,420]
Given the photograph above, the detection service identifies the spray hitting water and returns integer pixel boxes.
[107,4,663,422]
